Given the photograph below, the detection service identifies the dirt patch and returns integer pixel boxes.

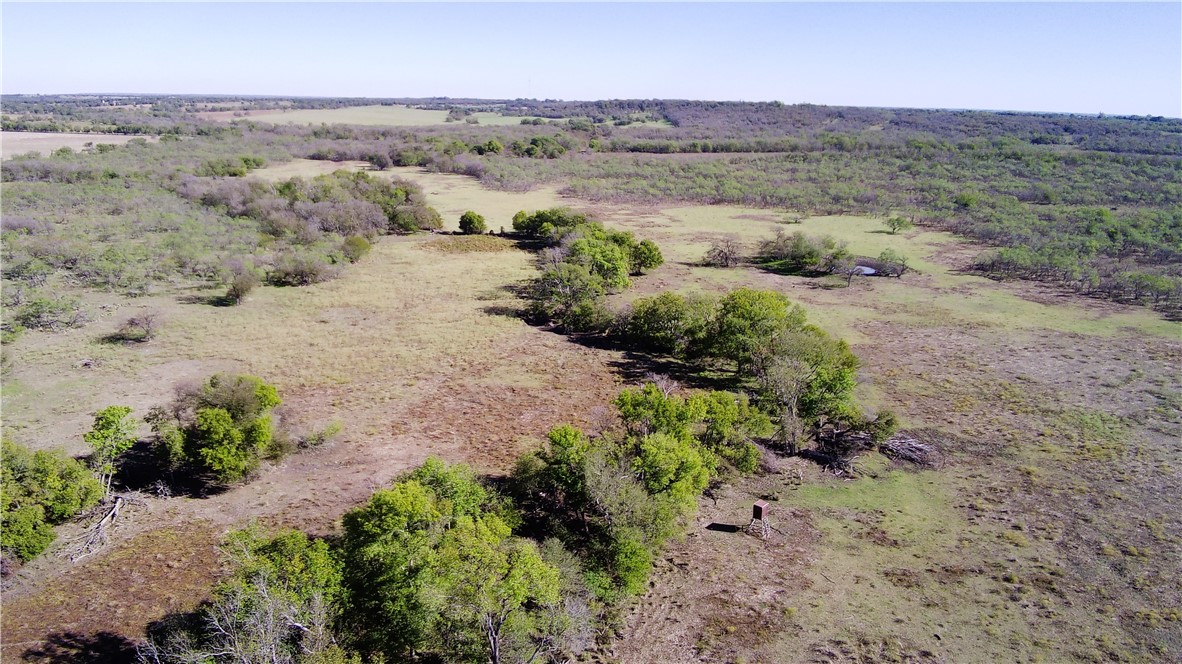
[612,475,820,664]
[1,523,222,661]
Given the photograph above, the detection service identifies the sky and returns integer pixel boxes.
[3,2,1179,117]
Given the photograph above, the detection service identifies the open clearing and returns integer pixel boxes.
[1,132,157,159]
[198,105,545,126]
[3,164,1180,662]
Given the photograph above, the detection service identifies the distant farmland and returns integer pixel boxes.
[199,104,542,127]
[0,131,157,159]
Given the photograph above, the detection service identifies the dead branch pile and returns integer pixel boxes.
[61,492,148,562]
[799,449,856,476]
[879,433,944,468]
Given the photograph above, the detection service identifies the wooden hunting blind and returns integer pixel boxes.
[752,500,770,521]
[749,500,771,539]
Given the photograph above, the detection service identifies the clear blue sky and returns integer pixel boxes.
[3,2,1179,117]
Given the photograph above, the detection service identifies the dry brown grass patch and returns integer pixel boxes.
[426,235,518,253]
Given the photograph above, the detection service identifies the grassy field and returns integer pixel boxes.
[199,105,546,127]
[1,132,157,159]
[3,164,1180,662]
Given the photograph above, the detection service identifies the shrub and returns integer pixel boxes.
[341,235,372,263]
[458,211,487,235]
[226,269,259,304]
[1,439,103,562]
[118,311,161,341]
[758,230,848,273]
[150,374,284,487]
[269,251,337,286]
[14,296,86,331]
[630,239,664,274]
[610,531,654,597]
[704,239,743,267]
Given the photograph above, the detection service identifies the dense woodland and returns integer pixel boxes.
[3,95,1179,320]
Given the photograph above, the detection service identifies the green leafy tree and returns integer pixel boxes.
[141,527,346,664]
[459,210,487,235]
[2,439,102,562]
[708,288,807,372]
[620,292,715,357]
[695,391,771,472]
[539,425,591,509]
[189,408,257,484]
[568,236,631,290]
[341,480,443,659]
[84,405,138,496]
[632,433,711,513]
[530,263,606,330]
[751,325,860,451]
[615,383,705,440]
[435,515,562,664]
[629,239,664,274]
[511,208,588,238]
[884,216,915,234]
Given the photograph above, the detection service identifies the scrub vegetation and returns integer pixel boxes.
[2,95,1180,664]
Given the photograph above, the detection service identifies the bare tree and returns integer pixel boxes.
[121,311,161,341]
[704,239,743,267]
[830,256,861,287]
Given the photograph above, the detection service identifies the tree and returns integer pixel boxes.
[632,433,710,513]
[751,326,860,452]
[140,528,345,664]
[695,391,771,472]
[707,288,806,372]
[84,406,138,496]
[2,439,102,562]
[435,516,562,664]
[830,255,861,287]
[620,292,714,357]
[629,239,663,274]
[189,408,257,484]
[341,480,443,659]
[884,216,915,234]
[529,263,605,329]
[704,239,743,267]
[568,237,631,290]
[878,249,909,277]
[459,210,488,235]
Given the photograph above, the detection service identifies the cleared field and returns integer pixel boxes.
[3,166,1179,662]
[201,105,547,127]
[1,132,157,159]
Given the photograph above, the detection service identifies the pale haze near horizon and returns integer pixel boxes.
[3,2,1179,117]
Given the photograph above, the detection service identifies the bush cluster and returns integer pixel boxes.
[1,439,102,563]
[147,374,285,486]
[518,208,664,331]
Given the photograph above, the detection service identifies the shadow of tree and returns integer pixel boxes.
[21,631,138,664]
[177,293,234,307]
[480,304,525,318]
[566,334,742,392]
[97,331,149,345]
[114,439,229,499]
